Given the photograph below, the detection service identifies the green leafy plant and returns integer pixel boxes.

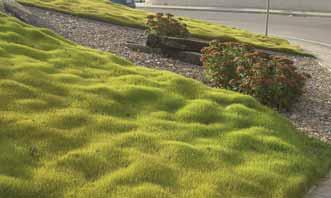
[201,41,308,109]
[146,13,190,37]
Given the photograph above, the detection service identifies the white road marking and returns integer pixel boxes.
[280,35,331,48]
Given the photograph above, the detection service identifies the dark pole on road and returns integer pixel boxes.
[265,0,271,36]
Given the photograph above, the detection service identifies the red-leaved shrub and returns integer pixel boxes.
[201,41,308,109]
[146,13,190,38]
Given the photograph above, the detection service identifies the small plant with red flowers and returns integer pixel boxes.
[146,13,190,38]
[201,40,308,109]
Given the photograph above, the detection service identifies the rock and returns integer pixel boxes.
[0,0,5,13]
[2,0,49,27]
[146,34,161,48]
[146,34,209,52]
[145,34,205,65]
[130,36,203,65]
[3,0,32,19]
[290,113,298,120]
[177,51,202,66]
[126,41,162,54]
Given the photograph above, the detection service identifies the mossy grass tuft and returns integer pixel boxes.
[0,14,330,198]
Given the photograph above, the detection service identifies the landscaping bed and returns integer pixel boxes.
[22,5,331,143]
[1,8,331,198]
[17,0,308,55]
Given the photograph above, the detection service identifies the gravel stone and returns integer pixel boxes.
[283,56,331,142]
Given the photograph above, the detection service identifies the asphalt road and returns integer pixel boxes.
[141,8,331,69]
[141,8,331,46]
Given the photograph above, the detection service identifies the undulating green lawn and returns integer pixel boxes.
[0,13,331,198]
[17,0,309,55]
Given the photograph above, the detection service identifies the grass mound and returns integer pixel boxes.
[17,0,306,55]
[0,14,331,198]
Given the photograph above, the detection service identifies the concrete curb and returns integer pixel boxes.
[137,4,331,18]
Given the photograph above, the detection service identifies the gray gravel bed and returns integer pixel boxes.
[23,5,331,142]
[24,6,206,83]
[284,56,331,142]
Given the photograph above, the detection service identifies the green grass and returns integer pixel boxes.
[1,13,331,198]
[17,0,309,55]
